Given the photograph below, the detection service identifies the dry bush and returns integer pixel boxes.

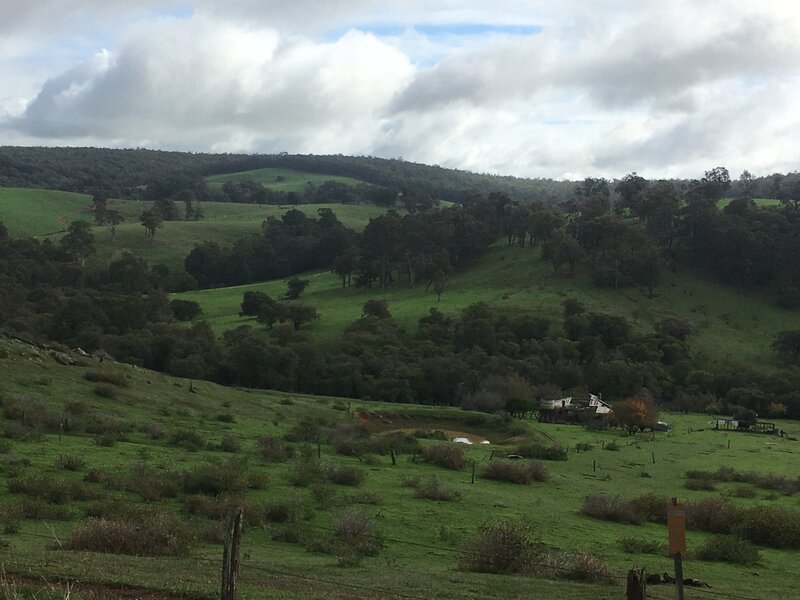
[168,429,206,452]
[144,422,166,440]
[399,475,420,488]
[733,487,757,498]
[55,455,85,472]
[7,476,96,505]
[333,509,384,559]
[516,442,568,461]
[734,506,800,549]
[92,384,118,400]
[83,468,126,490]
[685,478,716,491]
[322,462,365,486]
[422,444,466,470]
[258,435,295,463]
[264,498,310,524]
[581,494,642,525]
[181,495,262,526]
[458,518,543,574]
[686,497,739,534]
[696,535,760,565]
[349,491,384,505]
[1,499,71,521]
[219,433,240,453]
[481,460,548,485]
[180,459,250,496]
[628,493,668,524]
[127,463,180,501]
[64,510,196,556]
[545,550,616,583]
[83,371,129,387]
[288,460,323,487]
[414,477,461,501]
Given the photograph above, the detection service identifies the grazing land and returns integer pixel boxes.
[176,243,800,372]
[206,167,367,192]
[0,333,799,599]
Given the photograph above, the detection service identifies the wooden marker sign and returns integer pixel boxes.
[667,499,687,555]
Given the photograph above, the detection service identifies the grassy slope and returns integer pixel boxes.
[0,334,799,599]
[206,167,366,193]
[0,188,93,238]
[177,243,800,372]
[0,188,388,272]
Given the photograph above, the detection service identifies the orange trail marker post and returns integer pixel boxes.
[667,498,686,600]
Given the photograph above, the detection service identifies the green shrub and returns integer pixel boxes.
[264,499,309,524]
[604,441,621,451]
[422,444,466,470]
[64,510,196,556]
[581,494,641,525]
[481,460,548,485]
[399,475,421,488]
[288,459,323,487]
[333,508,384,559]
[576,442,594,452]
[127,463,180,501]
[7,476,96,504]
[414,477,461,501]
[516,442,568,461]
[459,518,543,574]
[349,491,384,505]
[1,499,71,521]
[630,493,669,523]
[545,550,616,583]
[696,535,760,565]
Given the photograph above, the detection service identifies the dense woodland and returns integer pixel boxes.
[3,163,800,420]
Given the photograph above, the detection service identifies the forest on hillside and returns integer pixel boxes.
[3,164,800,421]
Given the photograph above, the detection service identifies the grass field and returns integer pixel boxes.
[0,333,799,599]
[0,188,93,238]
[0,187,390,272]
[717,197,781,209]
[176,243,800,372]
[206,167,366,193]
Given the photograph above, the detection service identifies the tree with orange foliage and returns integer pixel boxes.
[613,390,658,434]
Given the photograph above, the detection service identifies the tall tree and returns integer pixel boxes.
[60,220,95,264]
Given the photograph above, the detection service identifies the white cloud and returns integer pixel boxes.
[2,1,800,179]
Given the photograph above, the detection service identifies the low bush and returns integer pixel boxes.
[333,509,384,559]
[55,455,86,472]
[219,432,240,453]
[288,459,323,487]
[414,477,461,501]
[630,494,669,524]
[258,436,295,463]
[545,550,616,583]
[422,444,466,470]
[696,535,760,565]
[685,478,716,491]
[127,463,181,501]
[83,371,129,388]
[734,505,800,549]
[169,429,206,452]
[8,476,96,505]
[618,537,665,555]
[64,509,196,556]
[481,460,548,485]
[322,462,365,486]
[732,487,757,498]
[264,499,310,524]
[459,518,543,574]
[575,442,594,452]
[604,441,621,451]
[1,499,71,521]
[181,459,251,496]
[399,475,420,488]
[516,442,568,461]
[414,430,448,440]
[686,497,739,534]
[349,491,384,505]
[92,384,118,400]
[145,422,166,440]
[581,494,642,525]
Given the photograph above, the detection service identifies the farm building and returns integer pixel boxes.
[539,393,612,424]
[714,418,779,435]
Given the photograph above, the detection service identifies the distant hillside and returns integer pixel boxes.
[0,146,577,203]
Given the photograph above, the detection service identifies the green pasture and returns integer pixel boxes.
[206,167,366,193]
[0,188,92,238]
[0,187,389,272]
[177,243,800,371]
[0,334,799,599]
[717,197,781,209]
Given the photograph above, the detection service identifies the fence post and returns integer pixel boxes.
[471,459,476,484]
[626,567,647,600]
[221,506,244,600]
[391,448,397,466]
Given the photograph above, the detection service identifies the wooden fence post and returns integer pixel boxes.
[221,506,244,600]
[391,448,397,466]
[626,567,647,600]
[471,459,476,484]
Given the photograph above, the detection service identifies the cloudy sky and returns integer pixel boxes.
[1,0,798,179]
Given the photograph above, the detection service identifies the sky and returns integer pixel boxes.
[1,0,799,180]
